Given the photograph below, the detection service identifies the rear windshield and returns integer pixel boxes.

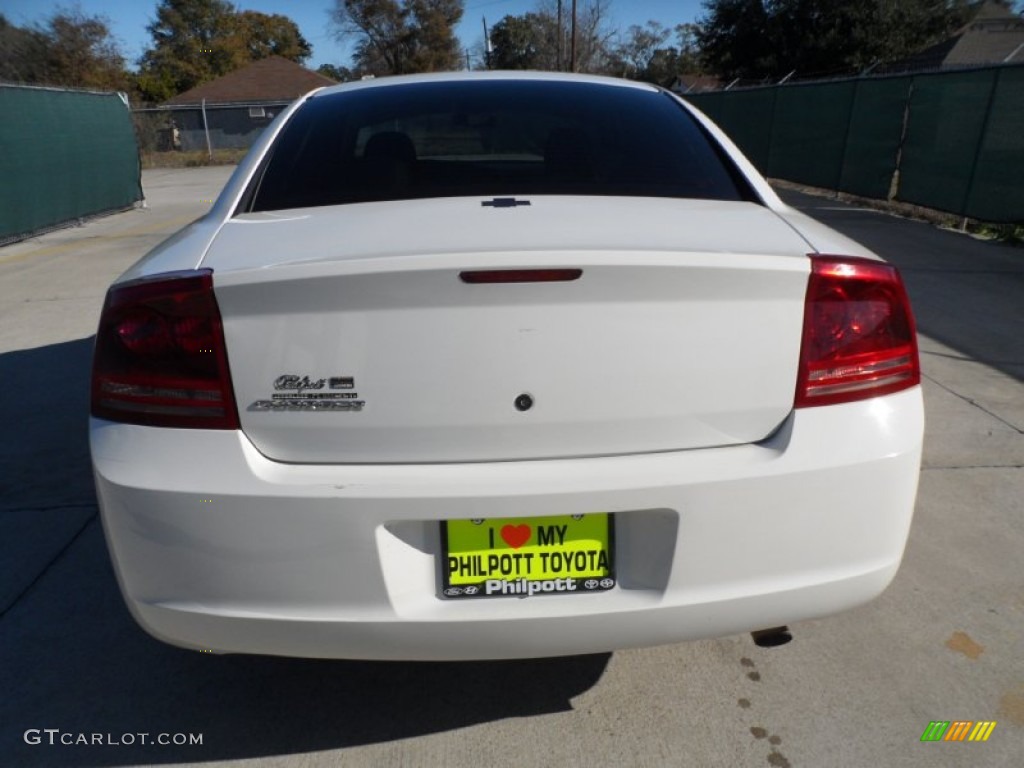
[246,80,753,212]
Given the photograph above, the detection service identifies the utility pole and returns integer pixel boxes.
[556,0,563,71]
[482,16,491,69]
[570,0,578,73]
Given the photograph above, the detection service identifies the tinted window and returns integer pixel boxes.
[247,80,752,212]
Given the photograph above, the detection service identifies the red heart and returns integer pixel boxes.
[500,524,531,549]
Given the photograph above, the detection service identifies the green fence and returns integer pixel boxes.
[0,85,142,244]
[685,64,1024,223]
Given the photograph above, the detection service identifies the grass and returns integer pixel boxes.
[972,223,1024,245]
[140,148,248,169]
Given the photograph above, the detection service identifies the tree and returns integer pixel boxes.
[0,14,50,83]
[227,11,311,63]
[139,0,235,101]
[607,21,703,86]
[408,0,463,70]
[857,0,975,66]
[44,8,130,90]
[139,0,312,102]
[488,13,547,69]
[695,0,772,80]
[537,0,614,72]
[0,9,130,90]
[614,21,670,75]
[330,0,463,76]
[697,0,976,81]
[316,63,354,82]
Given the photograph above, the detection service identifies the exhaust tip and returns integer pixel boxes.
[751,626,792,648]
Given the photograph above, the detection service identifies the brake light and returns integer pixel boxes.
[795,256,919,408]
[460,269,583,284]
[91,270,239,429]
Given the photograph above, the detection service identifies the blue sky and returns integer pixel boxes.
[0,0,705,71]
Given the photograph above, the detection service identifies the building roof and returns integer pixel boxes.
[890,1,1024,72]
[944,2,1024,65]
[670,74,723,94]
[165,56,336,106]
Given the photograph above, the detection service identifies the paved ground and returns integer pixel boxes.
[0,169,1021,767]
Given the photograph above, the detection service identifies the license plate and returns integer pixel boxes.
[441,514,614,598]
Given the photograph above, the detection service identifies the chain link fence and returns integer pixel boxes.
[131,102,288,158]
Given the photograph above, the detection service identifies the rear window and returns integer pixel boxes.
[246,80,753,212]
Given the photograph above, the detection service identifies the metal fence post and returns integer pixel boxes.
[959,67,1003,220]
[201,98,213,160]
[888,79,915,202]
[765,85,781,179]
[835,80,859,197]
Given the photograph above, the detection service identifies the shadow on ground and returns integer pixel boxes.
[778,189,1024,383]
[0,338,609,767]
[0,338,96,512]
[0,339,97,614]
[3,532,609,766]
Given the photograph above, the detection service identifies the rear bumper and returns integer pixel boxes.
[91,389,923,660]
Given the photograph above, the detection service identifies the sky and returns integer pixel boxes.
[0,0,705,71]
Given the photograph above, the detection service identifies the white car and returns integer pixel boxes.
[90,72,923,660]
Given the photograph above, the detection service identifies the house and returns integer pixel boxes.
[669,74,723,95]
[160,56,336,151]
[885,1,1024,72]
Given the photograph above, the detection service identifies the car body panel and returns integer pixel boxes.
[92,389,922,660]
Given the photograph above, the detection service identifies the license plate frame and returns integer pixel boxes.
[440,514,615,599]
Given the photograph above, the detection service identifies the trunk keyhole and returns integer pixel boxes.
[514,394,534,412]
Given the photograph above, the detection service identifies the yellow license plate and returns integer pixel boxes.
[441,514,614,598]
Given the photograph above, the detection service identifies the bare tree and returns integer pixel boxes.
[331,0,464,76]
[483,0,614,73]
[535,0,614,72]
[607,21,702,85]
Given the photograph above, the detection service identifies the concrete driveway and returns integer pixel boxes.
[1,169,1021,767]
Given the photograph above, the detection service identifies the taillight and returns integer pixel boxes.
[91,269,239,429]
[795,256,920,408]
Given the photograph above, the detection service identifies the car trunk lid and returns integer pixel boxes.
[208,197,812,463]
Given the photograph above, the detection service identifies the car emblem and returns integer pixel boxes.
[253,373,364,412]
[274,374,325,392]
[481,197,531,208]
